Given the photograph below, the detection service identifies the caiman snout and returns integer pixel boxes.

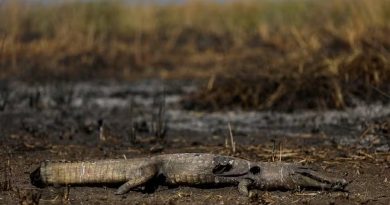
[255,163,348,191]
[289,165,348,190]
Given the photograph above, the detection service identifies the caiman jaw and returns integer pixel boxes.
[290,166,348,190]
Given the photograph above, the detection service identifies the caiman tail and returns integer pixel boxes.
[30,160,131,186]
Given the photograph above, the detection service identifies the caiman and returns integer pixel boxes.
[30,153,347,196]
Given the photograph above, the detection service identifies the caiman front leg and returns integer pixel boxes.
[115,165,157,194]
[238,179,254,196]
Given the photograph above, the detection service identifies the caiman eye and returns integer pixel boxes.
[250,166,261,175]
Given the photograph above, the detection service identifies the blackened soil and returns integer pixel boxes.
[0,80,389,205]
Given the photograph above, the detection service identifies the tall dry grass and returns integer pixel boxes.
[0,0,389,109]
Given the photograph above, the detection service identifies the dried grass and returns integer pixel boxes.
[0,0,389,109]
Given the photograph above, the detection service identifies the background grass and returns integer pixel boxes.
[0,0,389,110]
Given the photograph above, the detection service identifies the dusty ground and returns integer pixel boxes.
[0,80,389,205]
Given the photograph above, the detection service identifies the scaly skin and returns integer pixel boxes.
[30,153,347,196]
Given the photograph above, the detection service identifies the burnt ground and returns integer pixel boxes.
[0,80,389,205]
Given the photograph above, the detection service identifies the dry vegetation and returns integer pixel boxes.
[0,0,389,110]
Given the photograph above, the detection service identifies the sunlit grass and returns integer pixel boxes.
[0,0,389,109]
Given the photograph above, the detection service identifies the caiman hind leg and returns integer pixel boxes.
[115,165,158,195]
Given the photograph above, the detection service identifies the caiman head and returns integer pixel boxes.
[212,155,347,191]
[245,162,348,191]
